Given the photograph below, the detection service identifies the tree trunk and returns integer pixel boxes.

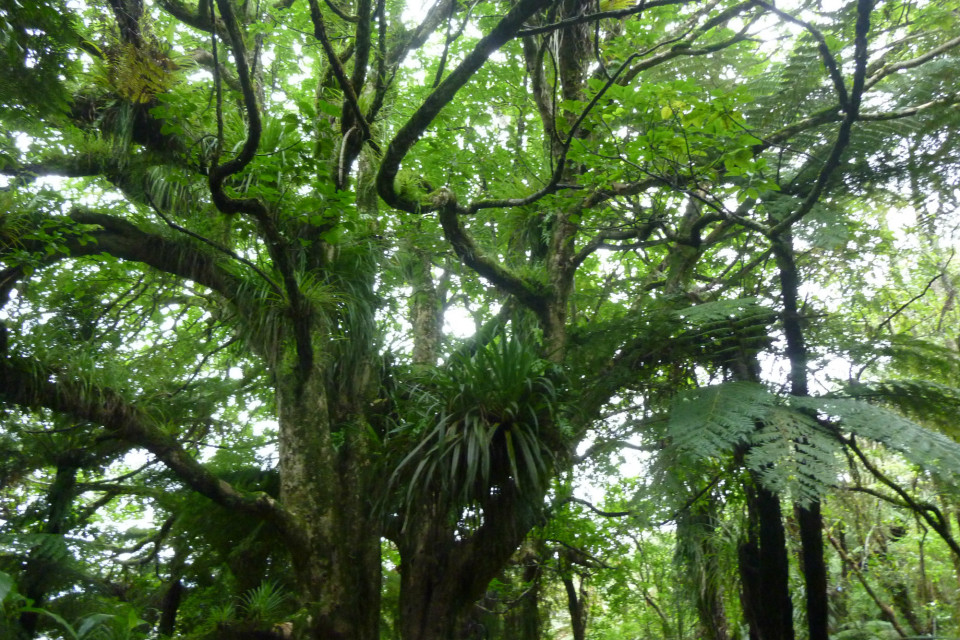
[277,372,381,640]
[562,572,588,640]
[396,490,539,640]
[740,478,794,640]
[773,235,829,640]
[797,503,829,640]
[18,458,80,638]
[157,579,183,638]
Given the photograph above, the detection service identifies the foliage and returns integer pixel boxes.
[389,335,564,509]
[0,0,959,638]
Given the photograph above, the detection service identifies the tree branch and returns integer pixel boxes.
[769,0,873,237]
[143,191,283,297]
[516,0,695,37]
[376,0,552,213]
[827,529,909,638]
[0,355,305,552]
[437,201,550,322]
[865,32,960,92]
[208,0,264,215]
[754,1,849,110]
[847,437,960,559]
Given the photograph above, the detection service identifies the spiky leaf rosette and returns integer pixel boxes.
[389,336,564,511]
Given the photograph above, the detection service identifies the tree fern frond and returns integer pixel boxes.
[746,407,842,505]
[843,379,960,439]
[858,333,960,382]
[666,381,775,460]
[794,396,960,482]
[0,532,71,564]
[674,297,771,326]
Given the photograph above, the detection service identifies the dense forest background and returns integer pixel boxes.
[1,0,960,638]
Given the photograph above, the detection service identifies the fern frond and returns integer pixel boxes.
[857,334,960,382]
[843,379,960,439]
[746,407,842,505]
[667,381,775,459]
[794,396,960,482]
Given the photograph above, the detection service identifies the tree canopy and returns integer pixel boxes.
[1,0,960,638]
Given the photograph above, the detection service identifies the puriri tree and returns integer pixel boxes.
[2,0,960,639]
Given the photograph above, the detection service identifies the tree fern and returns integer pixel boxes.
[667,381,776,460]
[666,380,960,502]
[843,379,960,439]
[746,407,841,505]
[794,396,960,483]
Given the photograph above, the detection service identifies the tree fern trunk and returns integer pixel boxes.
[774,235,829,640]
[740,478,794,640]
[797,503,828,640]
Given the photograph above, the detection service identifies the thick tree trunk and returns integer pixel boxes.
[396,491,539,640]
[277,373,381,640]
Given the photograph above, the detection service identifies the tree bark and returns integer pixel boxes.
[276,371,382,640]
[740,479,794,640]
[395,489,540,640]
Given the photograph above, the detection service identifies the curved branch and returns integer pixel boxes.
[306,0,381,183]
[323,0,358,22]
[437,200,550,321]
[464,47,647,215]
[376,0,553,213]
[385,0,457,70]
[208,0,263,215]
[156,0,227,38]
[865,32,960,92]
[571,224,664,269]
[209,2,313,379]
[768,0,873,237]
[847,438,960,559]
[66,209,244,299]
[143,192,283,297]
[462,3,755,216]
[619,1,758,86]
[754,1,849,110]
